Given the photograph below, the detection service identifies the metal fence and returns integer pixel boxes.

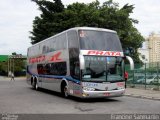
[126,62,160,90]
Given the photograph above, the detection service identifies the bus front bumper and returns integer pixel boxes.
[81,89,125,98]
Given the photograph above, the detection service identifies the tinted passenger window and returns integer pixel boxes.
[50,62,67,75]
[37,62,67,76]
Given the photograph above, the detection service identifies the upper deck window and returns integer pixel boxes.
[79,30,123,51]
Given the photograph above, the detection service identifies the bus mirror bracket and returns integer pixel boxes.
[126,56,134,70]
[79,54,85,70]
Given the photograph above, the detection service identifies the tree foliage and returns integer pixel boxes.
[0,59,25,76]
[30,0,64,44]
[30,0,144,63]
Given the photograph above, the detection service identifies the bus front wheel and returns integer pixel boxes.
[61,82,68,98]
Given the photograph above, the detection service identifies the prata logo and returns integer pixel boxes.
[49,52,62,62]
[29,51,62,63]
[87,50,122,56]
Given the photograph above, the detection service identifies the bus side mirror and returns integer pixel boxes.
[79,54,85,70]
[126,56,134,70]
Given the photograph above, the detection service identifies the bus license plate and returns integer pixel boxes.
[104,93,110,96]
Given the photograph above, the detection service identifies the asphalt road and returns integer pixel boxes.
[0,77,160,114]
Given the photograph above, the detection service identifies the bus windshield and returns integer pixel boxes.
[79,30,123,51]
[82,56,124,82]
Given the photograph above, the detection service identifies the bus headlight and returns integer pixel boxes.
[83,87,95,91]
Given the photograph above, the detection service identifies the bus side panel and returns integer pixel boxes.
[40,49,69,92]
[41,77,62,92]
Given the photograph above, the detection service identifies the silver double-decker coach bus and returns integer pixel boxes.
[27,27,127,98]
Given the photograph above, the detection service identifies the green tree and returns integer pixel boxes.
[0,61,8,75]
[30,0,144,63]
[30,0,64,44]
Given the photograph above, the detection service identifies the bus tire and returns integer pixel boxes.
[35,81,39,90]
[33,78,39,90]
[61,82,68,98]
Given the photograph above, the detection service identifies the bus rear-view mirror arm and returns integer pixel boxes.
[125,56,134,70]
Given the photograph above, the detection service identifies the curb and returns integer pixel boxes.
[125,94,160,101]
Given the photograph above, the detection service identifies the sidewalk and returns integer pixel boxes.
[125,87,160,101]
[0,76,26,81]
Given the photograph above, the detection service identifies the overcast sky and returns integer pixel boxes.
[0,0,160,55]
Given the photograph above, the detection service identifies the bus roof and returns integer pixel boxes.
[28,27,117,48]
[69,27,116,33]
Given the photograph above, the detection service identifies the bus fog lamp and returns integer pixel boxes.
[82,93,89,97]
